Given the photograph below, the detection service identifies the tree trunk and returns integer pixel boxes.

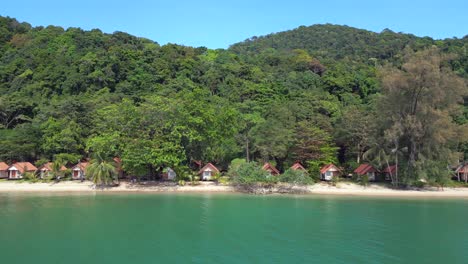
[384,159,395,187]
[395,151,399,187]
[246,139,250,162]
[357,144,361,164]
[408,139,417,180]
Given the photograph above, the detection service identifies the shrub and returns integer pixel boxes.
[187,174,200,186]
[174,166,192,181]
[278,169,313,185]
[412,180,427,189]
[218,176,230,185]
[330,175,340,186]
[229,158,247,171]
[228,162,273,185]
[211,172,221,182]
[178,180,186,186]
[24,171,38,183]
[358,175,369,186]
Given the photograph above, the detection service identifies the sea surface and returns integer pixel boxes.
[0,192,467,264]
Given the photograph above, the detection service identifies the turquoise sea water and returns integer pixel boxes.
[0,192,467,264]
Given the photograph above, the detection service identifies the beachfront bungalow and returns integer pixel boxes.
[162,167,177,180]
[262,162,280,176]
[8,162,38,179]
[456,164,468,182]
[38,162,67,179]
[71,162,89,180]
[198,163,219,181]
[382,165,397,181]
[354,163,378,181]
[0,162,9,178]
[291,162,307,172]
[320,164,341,181]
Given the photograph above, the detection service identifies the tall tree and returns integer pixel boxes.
[378,47,468,181]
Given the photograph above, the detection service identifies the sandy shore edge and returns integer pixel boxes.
[1,181,468,197]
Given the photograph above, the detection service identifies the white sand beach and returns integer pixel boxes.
[1,180,468,197]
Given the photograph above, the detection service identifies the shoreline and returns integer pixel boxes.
[1,181,468,198]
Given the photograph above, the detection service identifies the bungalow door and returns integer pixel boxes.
[11,170,16,178]
[203,171,211,180]
[325,171,333,181]
[73,170,79,179]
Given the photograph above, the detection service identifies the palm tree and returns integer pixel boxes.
[86,155,117,186]
[51,159,65,180]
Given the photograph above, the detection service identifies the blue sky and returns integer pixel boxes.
[1,0,467,48]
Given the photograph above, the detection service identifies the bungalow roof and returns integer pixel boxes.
[40,162,67,171]
[73,162,89,172]
[354,164,377,175]
[291,162,306,171]
[262,162,280,175]
[320,164,340,174]
[198,163,220,175]
[456,164,468,174]
[10,162,38,173]
[0,162,9,171]
[382,165,397,174]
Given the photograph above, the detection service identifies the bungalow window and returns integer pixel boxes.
[203,171,211,177]
[325,171,332,177]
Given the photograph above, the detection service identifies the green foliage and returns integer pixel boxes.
[0,16,465,184]
[228,162,274,185]
[53,153,81,165]
[40,117,83,157]
[35,158,48,168]
[211,172,221,182]
[218,176,230,185]
[358,174,369,186]
[23,171,38,182]
[50,159,66,180]
[330,174,340,186]
[229,158,247,170]
[86,155,117,186]
[278,169,313,185]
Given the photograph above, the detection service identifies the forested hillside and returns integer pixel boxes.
[0,16,466,184]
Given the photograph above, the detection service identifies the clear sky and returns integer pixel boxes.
[1,0,467,49]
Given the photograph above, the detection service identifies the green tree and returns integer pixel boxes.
[86,155,117,186]
[378,48,468,181]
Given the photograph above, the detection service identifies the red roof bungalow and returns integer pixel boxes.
[0,162,9,178]
[8,162,38,179]
[262,162,280,176]
[38,162,67,179]
[198,163,219,181]
[320,164,341,181]
[354,163,378,181]
[71,162,89,180]
[382,165,397,181]
[291,162,307,172]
